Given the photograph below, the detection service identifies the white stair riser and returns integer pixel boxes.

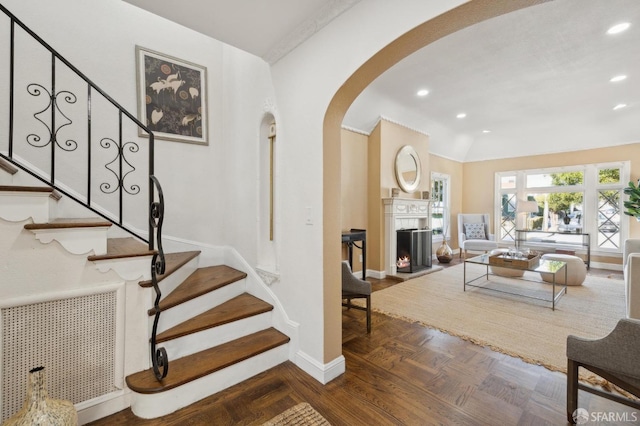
[0,192,51,222]
[160,312,273,360]
[155,257,200,299]
[29,227,110,255]
[94,256,154,281]
[153,280,246,334]
[130,344,289,419]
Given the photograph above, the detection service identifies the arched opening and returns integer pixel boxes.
[322,0,544,361]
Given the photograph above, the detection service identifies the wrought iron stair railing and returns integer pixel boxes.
[1,4,168,381]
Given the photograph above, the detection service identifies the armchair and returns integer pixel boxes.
[566,318,640,423]
[623,239,640,319]
[341,260,372,333]
[457,213,497,258]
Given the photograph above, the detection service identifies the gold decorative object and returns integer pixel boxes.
[4,367,77,426]
[436,239,453,263]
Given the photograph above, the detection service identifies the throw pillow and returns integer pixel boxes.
[464,222,486,239]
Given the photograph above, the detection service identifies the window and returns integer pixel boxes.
[596,167,621,249]
[496,162,628,253]
[431,172,450,241]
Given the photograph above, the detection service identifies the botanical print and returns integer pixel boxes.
[136,47,207,144]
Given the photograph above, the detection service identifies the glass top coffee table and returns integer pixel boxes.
[464,254,567,310]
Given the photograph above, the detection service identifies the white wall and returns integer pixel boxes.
[270,0,467,364]
[1,0,470,376]
[0,0,275,264]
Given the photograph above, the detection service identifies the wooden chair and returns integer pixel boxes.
[566,318,640,424]
[341,260,372,333]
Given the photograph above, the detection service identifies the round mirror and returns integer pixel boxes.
[394,145,421,193]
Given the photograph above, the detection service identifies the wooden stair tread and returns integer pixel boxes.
[88,237,156,261]
[24,217,112,230]
[0,185,52,193]
[156,293,273,343]
[139,251,201,288]
[125,327,289,394]
[148,265,247,315]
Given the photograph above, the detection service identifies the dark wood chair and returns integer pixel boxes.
[566,318,640,424]
[341,260,371,333]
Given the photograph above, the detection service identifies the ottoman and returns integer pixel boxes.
[539,253,586,286]
[489,248,525,277]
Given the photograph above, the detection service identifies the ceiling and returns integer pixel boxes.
[124,0,640,162]
[122,0,361,64]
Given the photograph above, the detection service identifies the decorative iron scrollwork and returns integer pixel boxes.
[26,83,78,151]
[3,4,168,383]
[149,175,167,380]
[100,138,141,195]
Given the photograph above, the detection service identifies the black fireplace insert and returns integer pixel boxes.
[396,228,432,273]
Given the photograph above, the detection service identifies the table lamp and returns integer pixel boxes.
[517,200,539,230]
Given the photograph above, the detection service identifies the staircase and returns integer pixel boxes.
[0,162,292,422]
[0,4,295,422]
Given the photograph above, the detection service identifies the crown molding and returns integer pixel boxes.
[340,124,370,136]
[375,115,431,138]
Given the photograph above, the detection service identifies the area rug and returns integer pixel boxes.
[262,403,331,426]
[370,263,626,378]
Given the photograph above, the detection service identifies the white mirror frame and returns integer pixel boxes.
[394,145,421,193]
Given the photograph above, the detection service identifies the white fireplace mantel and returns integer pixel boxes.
[383,198,431,276]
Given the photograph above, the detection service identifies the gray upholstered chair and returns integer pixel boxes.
[623,239,640,319]
[566,318,640,423]
[342,260,372,333]
[457,213,497,258]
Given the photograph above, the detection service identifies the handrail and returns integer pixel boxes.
[1,3,155,246]
[1,3,169,382]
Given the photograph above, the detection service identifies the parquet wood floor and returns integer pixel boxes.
[89,259,636,425]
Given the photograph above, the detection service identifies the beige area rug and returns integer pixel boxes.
[262,403,331,426]
[370,263,626,377]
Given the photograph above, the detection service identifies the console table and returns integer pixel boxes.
[515,229,590,269]
[342,228,366,280]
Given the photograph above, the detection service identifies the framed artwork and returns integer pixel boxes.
[136,46,208,145]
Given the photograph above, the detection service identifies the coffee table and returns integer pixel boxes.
[464,254,567,310]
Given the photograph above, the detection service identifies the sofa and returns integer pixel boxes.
[623,239,640,319]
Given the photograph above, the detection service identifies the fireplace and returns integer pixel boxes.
[396,228,432,273]
[383,198,431,276]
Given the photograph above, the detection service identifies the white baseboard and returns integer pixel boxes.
[366,269,386,279]
[76,389,132,425]
[294,351,345,384]
[591,261,622,271]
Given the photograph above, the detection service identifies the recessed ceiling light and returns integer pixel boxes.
[416,89,429,97]
[613,103,627,110]
[607,23,630,34]
[482,130,491,134]
[456,113,467,119]
[610,75,627,82]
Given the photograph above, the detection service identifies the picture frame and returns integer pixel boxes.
[135,46,208,145]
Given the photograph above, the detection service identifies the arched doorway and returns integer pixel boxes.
[322,0,545,360]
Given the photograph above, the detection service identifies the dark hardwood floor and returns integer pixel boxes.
[89,258,635,425]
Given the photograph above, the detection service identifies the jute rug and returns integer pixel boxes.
[262,403,331,426]
[369,263,626,378]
